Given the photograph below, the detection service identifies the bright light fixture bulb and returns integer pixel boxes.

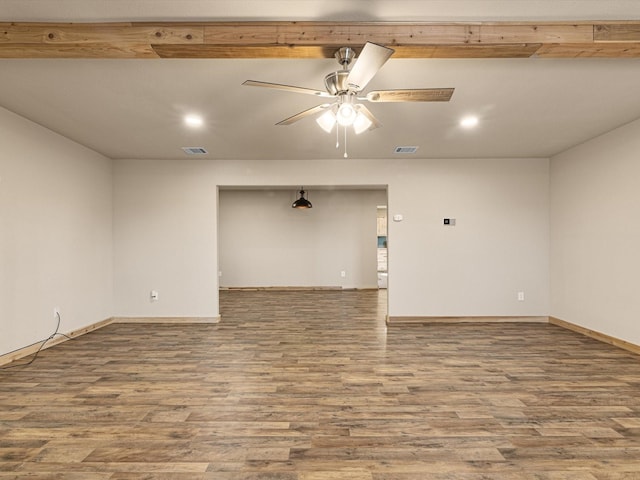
[337,103,357,126]
[184,114,204,128]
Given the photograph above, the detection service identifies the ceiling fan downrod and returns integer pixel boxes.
[335,47,356,68]
[324,46,358,96]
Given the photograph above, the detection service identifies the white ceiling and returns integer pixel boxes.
[2,0,640,161]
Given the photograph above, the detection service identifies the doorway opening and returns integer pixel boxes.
[377,205,388,289]
[217,186,388,321]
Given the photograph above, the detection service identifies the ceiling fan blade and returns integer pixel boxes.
[243,80,333,98]
[345,42,394,92]
[364,88,455,102]
[276,104,332,126]
[356,104,382,130]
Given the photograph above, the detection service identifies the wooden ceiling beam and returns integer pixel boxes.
[153,43,543,59]
[1,21,640,59]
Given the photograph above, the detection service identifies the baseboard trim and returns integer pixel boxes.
[222,286,343,291]
[0,317,114,367]
[1,315,222,366]
[5,312,638,366]
[387,315,549,325]
[112,316,220,324]
[549,316,640,356]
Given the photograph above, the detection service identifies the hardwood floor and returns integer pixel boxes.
[2,289,640,479]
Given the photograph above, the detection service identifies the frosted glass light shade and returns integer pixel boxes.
[316,110,336,133]
[353,111,373,134]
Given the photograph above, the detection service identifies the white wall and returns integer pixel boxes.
[113,160,218,317]
[389,157,549,317]
[113,157,549,319]
[219,189,386,289]
[550,118,640,345]
[0,107,113,356]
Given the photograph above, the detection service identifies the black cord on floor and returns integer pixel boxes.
[1,312,72,370]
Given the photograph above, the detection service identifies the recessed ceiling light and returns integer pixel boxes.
[460,116,479,128]
[184,114,203,128]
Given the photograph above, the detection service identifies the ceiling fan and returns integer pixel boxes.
[242,42,454,136]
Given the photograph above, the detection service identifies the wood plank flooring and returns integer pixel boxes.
[2,289,640,479]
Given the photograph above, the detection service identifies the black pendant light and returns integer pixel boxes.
[292,187,312,209]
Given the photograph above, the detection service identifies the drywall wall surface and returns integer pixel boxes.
[0,106,113,356]
[387,157,550,317]
[114,156,548,319]
[550,117,640,345]
[219,189,386,288]
[113,160,219,317]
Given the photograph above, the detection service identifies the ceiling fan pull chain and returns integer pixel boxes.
[344,127,348,158]
[336,124,340,149]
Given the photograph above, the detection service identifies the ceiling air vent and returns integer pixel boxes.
[394,146,419,154]
[181,147,208,155]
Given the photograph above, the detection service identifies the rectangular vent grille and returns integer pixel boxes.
[182,147,208,155]
[394,146,419,154]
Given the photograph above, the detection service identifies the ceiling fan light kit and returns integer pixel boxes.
[243,41,454,157]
